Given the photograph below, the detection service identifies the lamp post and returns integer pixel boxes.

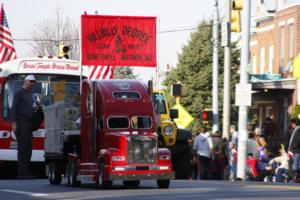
[212,0,219,133]
[237,0,251,180]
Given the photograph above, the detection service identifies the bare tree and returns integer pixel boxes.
[28,9,79,60]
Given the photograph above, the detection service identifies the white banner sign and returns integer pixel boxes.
[235,83,252,106]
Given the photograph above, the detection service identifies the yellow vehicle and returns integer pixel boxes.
[152,90,192,179]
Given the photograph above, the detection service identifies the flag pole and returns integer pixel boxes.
[79,14,83,94]
[155,17,160,90]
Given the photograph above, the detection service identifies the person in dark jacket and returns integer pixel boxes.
[288,118,300,182]
[211,131,226,180]
[11,75,38,179]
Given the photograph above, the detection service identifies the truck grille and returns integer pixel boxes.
[127,135,157,164]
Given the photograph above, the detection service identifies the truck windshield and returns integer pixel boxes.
[113,91,140,99]
[131,116,152,129]
[108,117,129,129]
[2,74,81,120]
[152,92,167,115]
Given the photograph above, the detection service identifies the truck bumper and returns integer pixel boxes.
[109,171,174,181]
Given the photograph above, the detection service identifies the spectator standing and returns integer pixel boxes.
[247,130,258,158]
[288,118,300,182]
[261,117,275,146]
[11,75,38,179]
[190,132,199,180]
[286,119,297,180]
[229,125,238,180]
[211,131,226,180]
[193,126,214,180]
[286,119,297,151]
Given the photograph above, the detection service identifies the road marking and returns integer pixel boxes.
[0,189,48,197]
[252,185,300,190]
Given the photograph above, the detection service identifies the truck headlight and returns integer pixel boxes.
[112,156,125,161]
[164,126,174,136]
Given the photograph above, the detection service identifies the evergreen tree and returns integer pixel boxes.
[163,20,240,132]
[114,66,138,79]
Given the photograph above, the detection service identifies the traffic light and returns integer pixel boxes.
[58,44,70,59]
[171,84,182,97]
[201,109,213,124]
[231,0,243,32]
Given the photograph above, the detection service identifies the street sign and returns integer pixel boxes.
[235,83,252,106]
[172,103,194,128]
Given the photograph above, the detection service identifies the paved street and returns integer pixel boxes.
[0,179,299,200]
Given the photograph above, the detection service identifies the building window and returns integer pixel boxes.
[279,25,285,66]
[260,47,265,74]
[253,55,257,74]
[269,45,274,74]
[288,24,294,59]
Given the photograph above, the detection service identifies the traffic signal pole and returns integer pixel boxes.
[222,0,232,140]
[237,0,251,180]
[212,0,219,133]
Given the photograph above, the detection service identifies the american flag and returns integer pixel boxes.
[87,65,115,80]
[0,4,16,63]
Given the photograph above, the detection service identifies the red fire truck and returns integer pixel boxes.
[0,57,87,177]
[44,79,174,188]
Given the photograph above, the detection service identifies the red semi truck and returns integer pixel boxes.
[44,79,174,188]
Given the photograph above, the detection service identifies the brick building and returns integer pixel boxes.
[249,0,300,142]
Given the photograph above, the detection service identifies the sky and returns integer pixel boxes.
[1,0,219,82]
[5,1,300,82]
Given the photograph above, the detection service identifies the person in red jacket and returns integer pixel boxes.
[246,153,258,180]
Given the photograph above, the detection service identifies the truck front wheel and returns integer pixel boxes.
[98,162,112,189]
[157,179,170,189]
[48,162,62,185]
[67,161,80,187]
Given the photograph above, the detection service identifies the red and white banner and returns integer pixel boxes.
[81,15,156,67]
[87,65,115,80]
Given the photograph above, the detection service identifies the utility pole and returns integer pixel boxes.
[237,0,251,180]
[57,9,60,57]
[212,0,219,133]
[222,0,232,140]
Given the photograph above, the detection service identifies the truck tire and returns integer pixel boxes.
[157,179,170,189]
[48,162,62,185]
[123,180,140,187]
[67,161,80,187]
[98,162,112,189]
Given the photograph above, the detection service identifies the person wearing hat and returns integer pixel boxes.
[11,75,38,179]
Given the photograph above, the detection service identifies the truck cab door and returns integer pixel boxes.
[80,81,96,163]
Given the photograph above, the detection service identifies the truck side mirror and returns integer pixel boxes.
[170,109,178,119]
[147,80,153,96]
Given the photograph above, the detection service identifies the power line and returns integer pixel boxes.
[12,24,211,42]
[159,24,211,33]
[159,27,197,33]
